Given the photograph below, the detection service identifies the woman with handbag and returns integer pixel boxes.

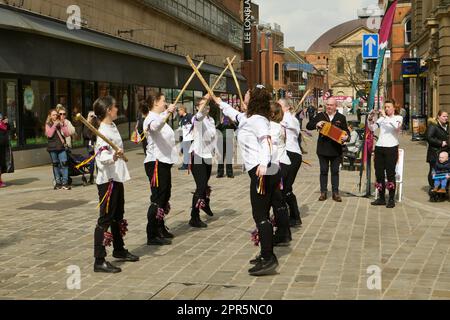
[46,109,71,190]
[0,112,12,188]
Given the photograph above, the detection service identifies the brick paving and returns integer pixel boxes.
[0,128,449,300]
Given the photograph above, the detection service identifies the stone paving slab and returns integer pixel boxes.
[0,127,449,300]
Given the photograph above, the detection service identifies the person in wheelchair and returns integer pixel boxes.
[432,151,450,194]
[343,124,361,170]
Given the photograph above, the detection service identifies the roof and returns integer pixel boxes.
[307,19,369,53]
[0,5,246,81]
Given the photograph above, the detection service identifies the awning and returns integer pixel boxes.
[0,5,246,82]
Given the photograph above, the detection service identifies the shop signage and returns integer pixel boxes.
[23,86,34,111]
[210,74,227,92]
[243,0,252,60]
[402,58,420,78]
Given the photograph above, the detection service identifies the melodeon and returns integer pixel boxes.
[320,122,346,145]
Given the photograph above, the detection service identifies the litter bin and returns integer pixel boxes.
[411,115,427,141]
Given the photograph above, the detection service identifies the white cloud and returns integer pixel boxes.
[254,0,379,50]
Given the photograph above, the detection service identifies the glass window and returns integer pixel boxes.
[70,81,84,148]
[405,19,412,45]
[146,87,159,102]
[111,84,130,140]
[84,81,95,115]
[98,82,110,98]
[0,79,18,148]
[161,88,173,103]
[355,54,362,74]
[22,80,51,146]
[204,2,210,21]
[182,90,194,115]
[337,57,345,74]
[274,63,280,81]
[55,79,68,108]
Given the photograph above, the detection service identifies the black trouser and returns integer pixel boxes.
[94,182,125,259]
[271,168,291,238]
[145,161,173,240]
[428,162,435,188]
[191,153,212,219]
[142,138,148,154]
[374,146,398,199]
[284,152,302,221]
[318,155,341,193]
[217,136,234,176]
[249,167,282,259]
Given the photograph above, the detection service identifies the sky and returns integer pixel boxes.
[254,0,379,51]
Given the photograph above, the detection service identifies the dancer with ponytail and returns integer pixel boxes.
[188,95,217,228]
[93,96,139,274]
[144,93,178,246]
[213,86,278,276]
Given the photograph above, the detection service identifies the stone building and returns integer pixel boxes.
[0,0,247,168]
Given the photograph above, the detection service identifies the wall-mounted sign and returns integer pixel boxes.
[243,0,252,60]
[402,58,420,78]
[23,86,35,111]
[210,74,227,93]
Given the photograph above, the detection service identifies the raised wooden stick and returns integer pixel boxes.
[164,60,205,123]
[226,57,244,104]
[211,55,236,90]
[186,56,216,98]
[76,113,128,162]
[294,89,312,113]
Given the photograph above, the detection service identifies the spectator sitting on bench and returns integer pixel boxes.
[432,151,450,193]
[343,124,361,170]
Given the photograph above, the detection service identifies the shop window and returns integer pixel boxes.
[111,84,130,140]
[70,81,84,148]
[0,79,18,148]
[22,80,52,146]
[182,90,194,115]
[55,79,68,108]
[98,82,110,98]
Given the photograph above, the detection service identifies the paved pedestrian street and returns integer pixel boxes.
[1,131,450,300]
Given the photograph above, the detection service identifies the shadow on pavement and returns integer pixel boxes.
[5,177,40,186]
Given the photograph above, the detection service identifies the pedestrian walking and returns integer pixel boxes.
[0,112,13,187]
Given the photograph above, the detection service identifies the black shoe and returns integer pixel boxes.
[160,225,175,239]
[201,205,214,217]
[89,176,95,185]
[62,184,72,190]
[248,255,279,276]
[227,174,234,179]
[54,183,62,190]
[249,254,262,265]
[386,199,396,209]
[178,166,188,171]
[216,174,225,178]
[371,198,386,206]
[147,237,172,246]
[273,234,291,247]
[289,218,302,228]
[189,218,207,228]
[94,261,122,273]
[112,250,140,262]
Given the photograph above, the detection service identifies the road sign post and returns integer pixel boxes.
[362,34,379,60]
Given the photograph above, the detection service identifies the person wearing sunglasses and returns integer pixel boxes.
[56,105,76,149]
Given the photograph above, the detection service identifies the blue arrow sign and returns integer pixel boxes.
[362,34,379,59]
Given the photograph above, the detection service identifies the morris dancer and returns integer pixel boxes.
[269,102,292,246]
[144,93,178,246]
[213,86,278,276]
[92,96,139,274]
[279,99,303,227]
[368,100,403,208]
[188,96,217,228]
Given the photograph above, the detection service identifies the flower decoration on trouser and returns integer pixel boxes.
[386,182,396,191]
[196,198,206,210]
[251,229,260,247]
[375,182,384,191]
[279,177,284,191]
[156,207,166,221]
[119,219,128,238]
[103,231,113,247]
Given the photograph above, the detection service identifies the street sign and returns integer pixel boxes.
[362,34,379,59]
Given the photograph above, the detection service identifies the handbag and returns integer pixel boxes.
[56,128,69,151]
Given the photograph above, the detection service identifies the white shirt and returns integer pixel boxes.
[144,111,178,164]
[95,122,131,184]
[270,121,291,166]
[220,102,271,172]
[283,112,302,155]
[370,115,403,148]
[181,115,194,141]
[189,108,217,159]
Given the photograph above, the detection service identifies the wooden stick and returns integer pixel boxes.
[76,114,128,162]
[186,56,216,98]
[164,60,205,123]
[226,57,244,104]
[294,89,312,113]
[211,55,236,90]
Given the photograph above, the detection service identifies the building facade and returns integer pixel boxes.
[408,0,450,118]
[0,0,247,168]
